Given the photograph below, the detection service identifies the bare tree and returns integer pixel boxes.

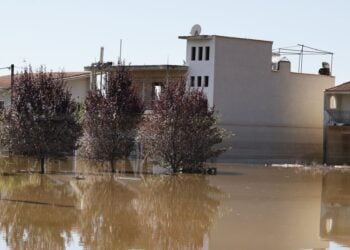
[1,68,82,174]
[80,66,144,172]
[140,79,225,172]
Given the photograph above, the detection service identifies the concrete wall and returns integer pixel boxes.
[0,76,91,107]
[130,69,186,109]
[66,77,90,103]
[204,36,335,163]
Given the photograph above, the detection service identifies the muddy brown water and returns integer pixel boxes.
[0,157,349,250]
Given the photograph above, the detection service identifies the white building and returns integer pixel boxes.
[180,26,335,163]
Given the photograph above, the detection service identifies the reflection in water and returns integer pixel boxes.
[0,165,221,250]
[76,176,141,250]
[320,171,350,248]
[136,175,221,250]
[0,175,78,250]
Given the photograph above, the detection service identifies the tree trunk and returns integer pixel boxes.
[40,157,45,174]
[110,159,116,173]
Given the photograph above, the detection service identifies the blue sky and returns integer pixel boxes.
[0,0,349,84]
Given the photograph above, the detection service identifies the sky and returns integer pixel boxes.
[0,0,349,84]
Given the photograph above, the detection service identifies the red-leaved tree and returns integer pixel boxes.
[1,68,82,174]
[80,66,144,172]
[140,79,225,172]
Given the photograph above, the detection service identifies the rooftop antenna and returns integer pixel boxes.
[190,24,201,36]
[99,46,104,89]
[118,39,123,65]
[99,46,104,64]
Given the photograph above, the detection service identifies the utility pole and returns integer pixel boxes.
[10,64,14,108]
[9,64,14,155]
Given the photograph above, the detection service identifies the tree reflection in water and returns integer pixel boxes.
[0,175,78,250]
[0,166,222,250]
[136,174,221,250]
[76,176,141,250]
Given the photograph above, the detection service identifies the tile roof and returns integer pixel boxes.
[326,81,350,92]
[0,72,90,89]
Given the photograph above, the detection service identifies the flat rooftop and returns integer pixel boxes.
[178,34,273,44]
[84,64,188,72]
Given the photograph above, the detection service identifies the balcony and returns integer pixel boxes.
[325,109,350,126]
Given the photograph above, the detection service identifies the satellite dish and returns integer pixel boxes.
[190,24,201,36]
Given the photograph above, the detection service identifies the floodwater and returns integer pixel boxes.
[0,157,349,250]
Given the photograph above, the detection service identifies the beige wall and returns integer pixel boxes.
[65,77,90,103]
[130,70,186,110]
[0,76,91,107]
[211,36,335,163]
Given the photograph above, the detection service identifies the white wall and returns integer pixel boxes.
[186,38,215,107]
[0,76,90,108]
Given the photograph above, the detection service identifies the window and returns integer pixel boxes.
[191,47,196,61]
[204,76,209,87]
[198,47,203,60]
[205,46,210,60]
[152,82,163,100]
[197,76,202,87]
[0,101,4,109]
[190,76,195,87]
[330,95,337,109]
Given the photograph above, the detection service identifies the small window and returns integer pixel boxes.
[0,101,4,110]
[330,95,337,109]
[204,76,209,87]
[205,46,210,60]
[198,47,203,61]
[197,76,202,87]
[190,76,195,87]
[191,47,196,61]
[152,82,163,100]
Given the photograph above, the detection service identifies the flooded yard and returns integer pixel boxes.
[0,158,349,250]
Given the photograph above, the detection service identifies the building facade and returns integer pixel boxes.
[180,32,335,163]
[84,64,188,110]
[324,82,350,164]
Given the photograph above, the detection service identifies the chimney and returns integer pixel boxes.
[99,47,104,64]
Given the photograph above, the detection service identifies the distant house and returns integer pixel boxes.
[84,64,188,110]
[0,72,91,108]
[324,82,350,164]
[179,27,335,164]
